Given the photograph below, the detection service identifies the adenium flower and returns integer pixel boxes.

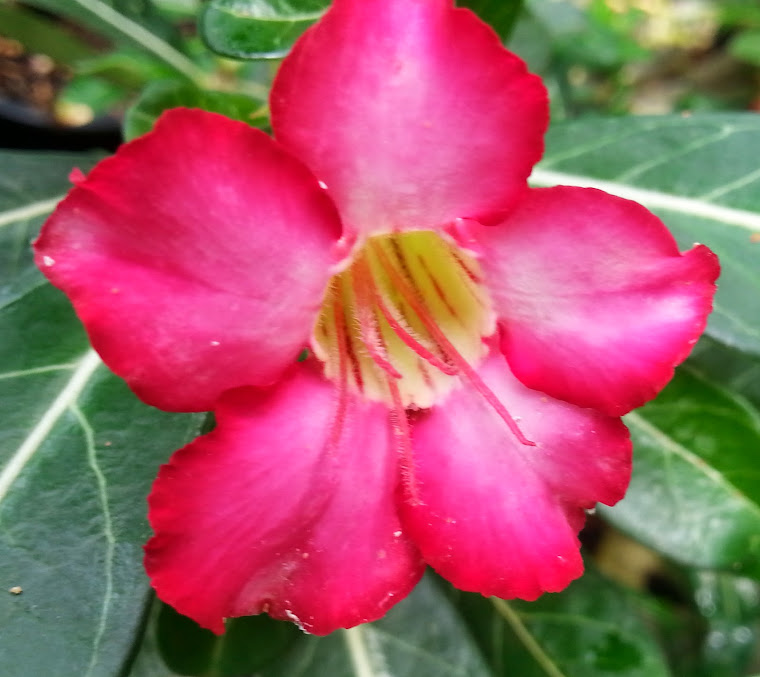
[34,0,718,635]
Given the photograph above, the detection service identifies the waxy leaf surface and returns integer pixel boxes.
[0,151,202,677]
[534,114,760,357]
[124,81,268,140]
[452,569,671,677]
[130,576,492,677]
[600,366,760,578]
[200,0,331,59]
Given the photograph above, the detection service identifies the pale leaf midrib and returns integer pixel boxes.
[221,7,326,22]
[0,195,64,229]
[343,625,393,677]
[529,168,760,232]
[625,411,760,522]
[0,350,101,502]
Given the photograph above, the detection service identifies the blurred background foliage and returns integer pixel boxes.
[2,0,760,145]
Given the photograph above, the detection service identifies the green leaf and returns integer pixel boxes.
[457,0,524,41]
[533,114,760,357]
[18,0,206,83]
[599,366,760,578]
[0,150,101,305]
[272,577,493,677]
[199,0,330,60]
[452,569,671,677]
[730,30,760,67]
[155,602,301,676]
[129,576,492,676]
[690,572,760,677]
[124,80,268,141]
[689,338,760,410]
[0,151,203,676]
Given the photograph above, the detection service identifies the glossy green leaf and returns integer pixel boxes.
[689,338,760,411]
[129,576,492,677]
[0,150,100,305]
[457,0,524,41]
[124,80,267,141]
[533,114,760,357]
[260,576,491,677]
[199,0,330,59]
[600,366,760,578]
[155,602,301,676]
[452,569,671,677]
[0,151,203,676]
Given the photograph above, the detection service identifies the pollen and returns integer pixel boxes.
[312,230,495,409]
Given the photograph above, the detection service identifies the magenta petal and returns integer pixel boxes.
[400,352,631,600]
[477,187,720,416]
[271,0,547,235]
[34,108,342,411]
[145,363,424,635]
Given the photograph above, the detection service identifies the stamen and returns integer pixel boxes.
[368,276,459,376]
[371,240,536,447]
[449,244,484,284]
[323,294,350,458]
[351,258,402,379]
[387,377,420,505]
[336,277,364,392]
[416,254,461,323]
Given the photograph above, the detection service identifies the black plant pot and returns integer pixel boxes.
[0,97,121,151]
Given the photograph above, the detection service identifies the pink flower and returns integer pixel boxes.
[35,0,718,635]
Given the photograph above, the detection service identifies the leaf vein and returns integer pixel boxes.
[0,350,101,502]
[73,404,116,677]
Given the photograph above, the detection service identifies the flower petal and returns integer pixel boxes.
[400,352,631,600]
[477,187,719,416]
[145,362,424,635]
[34,108,342,411]
[271,0,547,236]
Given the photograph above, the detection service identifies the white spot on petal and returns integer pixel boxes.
[284,609,309,634]
[393,530,402,537]
[42,256,55,267]
[210,341,220,346]
[318,180,328,189]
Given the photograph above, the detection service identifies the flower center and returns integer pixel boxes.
[312,230,495,409]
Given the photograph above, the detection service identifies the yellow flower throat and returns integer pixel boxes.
[313,230,495,409]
